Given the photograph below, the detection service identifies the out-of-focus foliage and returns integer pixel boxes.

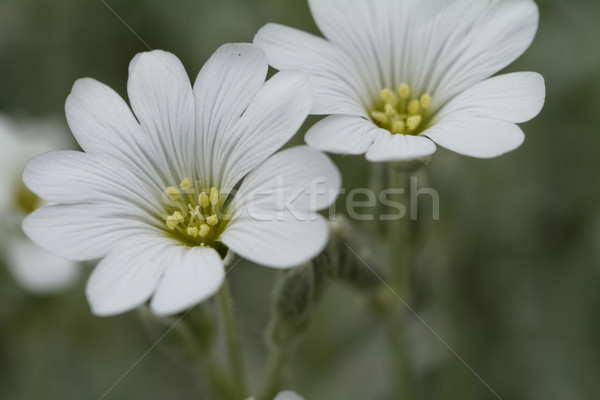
[1,0,599,399]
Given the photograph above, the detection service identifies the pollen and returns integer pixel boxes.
[370,83,433,136]
[398,83,410,98]
[166,186,180,201]
[199,192,210,208]
[206,214,219,226]
[162,178,224,246]
[179,178,192,190]
[406,115,423,131]
[199,224,210,237]
[166,211,184,230]
[209,187,219,205]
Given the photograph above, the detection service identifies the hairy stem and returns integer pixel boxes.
[217,282,248,398]
[257,345,291,400]
[385,166,414,399]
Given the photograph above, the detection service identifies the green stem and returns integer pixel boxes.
[217,281,248,398]
[387,166,410,296]
[385,165,414,399]
[257,346,291,400]
[204,357,239,400]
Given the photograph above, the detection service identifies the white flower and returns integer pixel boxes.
[247,391,304,400]
[22,44,340,317]
[255,0,546,161]
[0,115,79,294]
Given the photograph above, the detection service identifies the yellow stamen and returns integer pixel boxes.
[166,211,184,230]
[179,178,192,190]
[166,186,180,201]
[407,99,420,115]
[199,224,210,238]
[199,192,210,208]
[384,103,397,116]
[162,181,225,246]
[391,120,405,134]
[398,83,410,98]
[406,115,423,131]
[380,88,397,103]
[206,214,219,226]
[370,111,387,123]
[209,187,219,206]
[420,94,432,109]
[370,83,432,136]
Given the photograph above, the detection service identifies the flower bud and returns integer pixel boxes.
[268,264,319,348]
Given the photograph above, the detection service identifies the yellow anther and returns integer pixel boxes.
[206,214,219,226]
[406,115,423,131]
[408,99,420,115]
[398,83,410,98]
[420,94,432,109]
[371,84,433,136]
[166,186,180,201]
[391,120,405,134]
[370,111,387,123]
[199,224,210,238]
[209,187,219,206]
[384,104,397,116]
[199,192,210,208]
[179,178,192,190]
[166,211,184,230]
[380,88,397,103]
[186,227,199,237]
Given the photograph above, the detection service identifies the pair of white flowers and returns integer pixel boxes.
[21,0,544,317]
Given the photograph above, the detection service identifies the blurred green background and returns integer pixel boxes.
[1,0,599,399]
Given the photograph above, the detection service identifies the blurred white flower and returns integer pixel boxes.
[247,391,304,400]
[22,44,340,317]
[255,0,545,162]
[0,115,79,294]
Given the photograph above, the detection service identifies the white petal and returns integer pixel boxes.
[23,150,162,214]
[220,213,329,269]
[151,246,225,316]
[306,0,539,109]
[434,72,545,124]
[217,70,312,192]
[23,204,155,261]
[65,78,157,174]
[254,23,369,116]
[7,237,79,295]
[305,115,380,155]
[366,133,437,162]
[193,43,269,186]
[424,72,543,158]
[425,117,525,159]
[86,236,172,316]
[307,0,402,92]
[431,0,539,102]
[232,146,340,214]
[274,391,304,400]
[127,50,195,181]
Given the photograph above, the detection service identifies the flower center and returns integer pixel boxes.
[369,83,433,136]
[14,180,40,215]
[162,178,225,247]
